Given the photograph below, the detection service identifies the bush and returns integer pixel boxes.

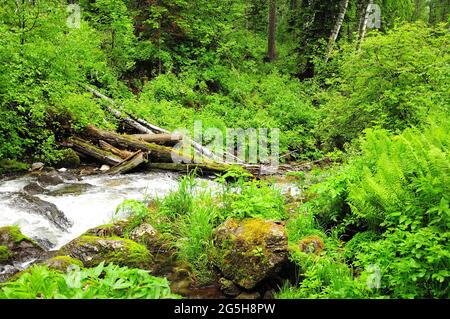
[317,23,449,150]
[0,262,180,299]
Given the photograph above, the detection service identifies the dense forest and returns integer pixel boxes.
[0,0,449,300]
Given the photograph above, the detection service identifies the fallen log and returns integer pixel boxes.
[67,137,123,166]
[144,162,232,175]
[99,140,134,159]
[85,125,193,163]
[106,151,146,175]
[85,86,240,163]
[131,133,182,146]
[85,86,155,135]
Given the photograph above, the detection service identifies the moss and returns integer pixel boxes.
[44,256,83,271]
[61,235,152,268]
[298,235,325,254]
[0,245,11,262]
[55,149,80,168]
[84,221,129,238]
[0,226,33,246]
[0,160,29,175]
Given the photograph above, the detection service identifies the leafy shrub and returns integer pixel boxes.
[221,180,287,220]
[0,262,180,299]
[317,23,450,150]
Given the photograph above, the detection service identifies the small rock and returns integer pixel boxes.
[23,182,46,195]
[129,223,161,252]
[298,235,324,254]
[30,162,45,171]
[10,193,72,231]
[56,149,80,169]
[219,278,241,297]
[235,292,261,299]
[85,220,130,238]
[47,183,94,197]
[100,165,110,172]
[37,170,64,186]
[58,168,67,172]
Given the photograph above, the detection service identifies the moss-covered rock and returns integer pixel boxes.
[213,218,288,290]
[44,255,83,271]
[128,223,162,253]
[298,235,325,254]
[84,220,130,238]
[86,221,162,253]
[60,235,152,268]
[0,226,44,265]
[0,160,29,175]
[56,149,80,169]
[0,245,11,262]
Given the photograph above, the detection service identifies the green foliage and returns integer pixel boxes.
[317,23,449,150]
[0,245,10,262]
[123,67,319,159]
[0,0,114,162]
[220,180,287,220]
[0,160,29,175]
[291,119,450,298]
[0,263,180,299]
[348,123,450,232]
[175,194,218,284]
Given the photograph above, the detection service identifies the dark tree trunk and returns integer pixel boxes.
[267,0,277,61]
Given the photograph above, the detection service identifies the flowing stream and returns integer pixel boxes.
[0,171,215,250]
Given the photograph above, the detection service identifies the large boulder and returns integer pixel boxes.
[60,235,152,268]
[0,226,47,282]
[0,226,44,264]
[213,218,288,290]
[9,193,72,231]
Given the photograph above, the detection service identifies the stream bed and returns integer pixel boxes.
[0,170,215,250]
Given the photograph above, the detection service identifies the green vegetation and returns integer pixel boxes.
[0,245,11,262]
[0,0,448,300]
[0,262,180,299]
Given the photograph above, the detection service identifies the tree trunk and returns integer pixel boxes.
[85,86,155,135]
[98,140,134,159]
[84,125,193,164]
[267,0,277,61]
[357,0,374,50]
[130,133,183,146]
[144,162,232,176]
[106,151,146,175]
[325,0,349,62]
[67,137,123,166]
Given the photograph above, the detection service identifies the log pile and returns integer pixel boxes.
[63,86,325,177]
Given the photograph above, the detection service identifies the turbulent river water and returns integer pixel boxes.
[0,171,216,250]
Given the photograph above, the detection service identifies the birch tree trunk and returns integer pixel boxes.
[357,0,374,50]
[325,0,350,62]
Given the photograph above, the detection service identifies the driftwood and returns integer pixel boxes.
[99,140,134,159]
[131,133,182,146]
[68,137,123,166]
[106,151,146,175]
[85,125,193,163]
